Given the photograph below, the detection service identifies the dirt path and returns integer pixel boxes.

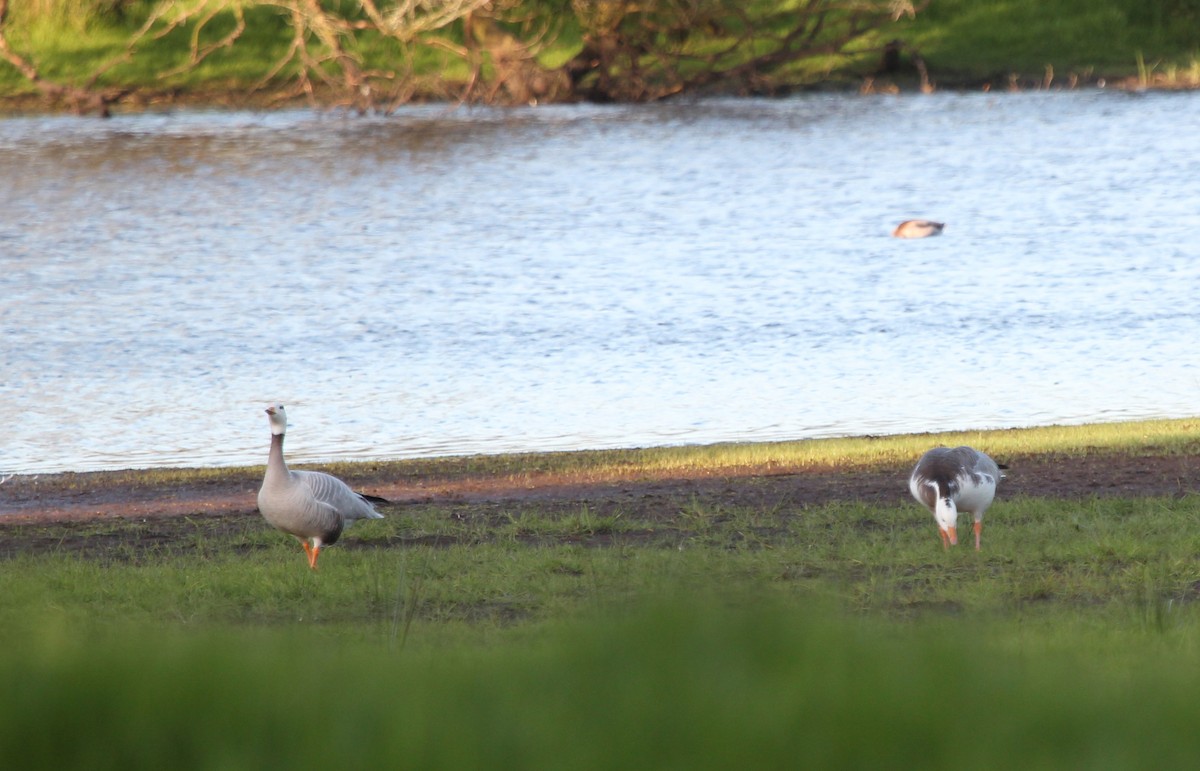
[1,451,1195,553]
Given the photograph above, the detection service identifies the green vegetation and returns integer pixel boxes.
[5,418,1200,766]
[894,0,1200,85]
[0,0,298,94]
[2,0,1200,111]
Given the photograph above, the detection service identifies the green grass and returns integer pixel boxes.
[890,0,1200,83]
[0,1,297,95]
[6,415,1200,766]
[9,586,1200,768]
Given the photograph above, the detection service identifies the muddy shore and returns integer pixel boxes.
[1,450,1194,558]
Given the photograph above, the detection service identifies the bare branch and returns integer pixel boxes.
[165,1,247,77]
[564,0,912,102]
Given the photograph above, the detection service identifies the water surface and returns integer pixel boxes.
[2,91,1198,475]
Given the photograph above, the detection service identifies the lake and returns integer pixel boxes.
[2,90,1198,476]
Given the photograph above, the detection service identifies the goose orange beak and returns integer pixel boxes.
[940,526,957,549]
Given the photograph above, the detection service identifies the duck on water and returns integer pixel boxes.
[892,220,944,238]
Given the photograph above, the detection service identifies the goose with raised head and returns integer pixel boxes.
[892,220,944,238]
[908,446,1001,551]
[257,404,384,569]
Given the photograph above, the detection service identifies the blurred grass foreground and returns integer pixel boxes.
[8,593,1200,769]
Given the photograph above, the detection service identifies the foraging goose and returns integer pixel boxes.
[892,220,944,238]
[257,404,384,569]
[908,446,1001,551]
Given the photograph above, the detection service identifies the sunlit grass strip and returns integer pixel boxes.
[323,415,1200,480]
[18,416,1200,491]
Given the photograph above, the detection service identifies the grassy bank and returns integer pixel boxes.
[2,0,1199,107]
[3,418,1200,766]
[895,0,1200,87]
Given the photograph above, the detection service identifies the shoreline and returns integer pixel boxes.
[0,443,1194,563]
[2,437,1195,526]
[2,415,1196,561]
[1,71,1195,119]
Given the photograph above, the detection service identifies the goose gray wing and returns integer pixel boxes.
[292,470,384,525]
[955,446,1001,485]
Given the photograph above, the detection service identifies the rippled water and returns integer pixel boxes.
[2,91,1199,475]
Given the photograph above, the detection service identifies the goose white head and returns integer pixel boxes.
[934,496,958,547]
[265,404,288,436]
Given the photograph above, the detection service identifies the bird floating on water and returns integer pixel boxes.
[257,404,385,569]
[892,220,944,238]
[908,446,1002,551]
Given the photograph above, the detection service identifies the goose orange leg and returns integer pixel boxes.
[299,540,320,570]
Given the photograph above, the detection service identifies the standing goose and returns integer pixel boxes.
[908,446,1001,551]
[892,220,944,238]
[257,404,384,569]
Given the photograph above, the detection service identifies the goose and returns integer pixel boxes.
[257,404,384,569]
[908,446,1001,550]
[892,220,944,238]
